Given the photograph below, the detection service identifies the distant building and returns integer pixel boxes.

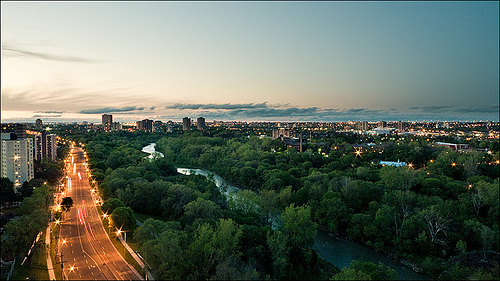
[183,117,191,131]
[102,114,113,132]
[272,128,290,139]
[397,121,405,132]
[1,123,27,139]
[197,117,206,130]
[379,160,407,167]
[435,142,470,151]
[35,132,57,161]
[137,119,153,132]
[153,121,163,133]
[35,119,43,131]
[1,133,34,189]
[112,122,122,131]
[357,121,369,131]
[377,121,387,129]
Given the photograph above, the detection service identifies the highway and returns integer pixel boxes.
[57,146,143,280]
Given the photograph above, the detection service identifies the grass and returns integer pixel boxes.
[51,223,63,280]
[9,229,50,281]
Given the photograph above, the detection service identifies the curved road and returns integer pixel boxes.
[58,146,142,280]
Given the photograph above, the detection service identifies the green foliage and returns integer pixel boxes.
[0,177,17,206]
[35,158,63,185]
[101,197,126,215]
[331,260,398,280]
[282,203,317,251]
[68,129,499,280]
[315,191,353,232]
[1,185,51,260]
[60,196,74,212]
[111,206,136,231]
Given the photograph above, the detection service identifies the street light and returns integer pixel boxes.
[116,229,127,255]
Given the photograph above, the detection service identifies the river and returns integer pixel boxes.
[144,143,430,280]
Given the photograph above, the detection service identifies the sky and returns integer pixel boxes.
[1,1,499,123]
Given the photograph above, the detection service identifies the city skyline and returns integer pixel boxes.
[2,1,499,123]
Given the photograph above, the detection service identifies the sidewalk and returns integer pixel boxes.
[117,235,155,280]
[45,226,56,281]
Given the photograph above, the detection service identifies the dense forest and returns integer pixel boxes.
[74,129,498,280]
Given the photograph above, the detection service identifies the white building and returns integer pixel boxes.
[1,133,34,189]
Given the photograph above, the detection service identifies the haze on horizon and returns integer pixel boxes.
[1,1,499,123]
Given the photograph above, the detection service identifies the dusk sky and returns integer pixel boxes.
[2,1,499,123]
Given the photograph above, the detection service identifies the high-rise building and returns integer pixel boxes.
[1,123,27,139]
[102,114,113,132]
[1,133,34,189]
[183,117,191,131]
[153,121,163,133]
[35,119,43,131]
[137,119,153,132]
[112,122,122,131]
[377,121,387,129]
[397,121,405,132]
[197,117,206,130]
[356,121,369,131]
[272,128,290,139]
[35,132,57,161]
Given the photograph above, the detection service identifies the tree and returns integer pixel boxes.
[20,178,46,198]
[111,206,136,231]
[480,225,495,260]
[0,177,17,207]
[315,191,353,232]
[282,203,317,251]
[184,197,222,225]
[141,228,186,279]
[188,219,243,279]
[101,197,126,215]
[35,158,63,185]
[259,189,279,227]
[60,197,74,212]
[331,260,398,280]
[421,205,451,247]
[267,230,290,279]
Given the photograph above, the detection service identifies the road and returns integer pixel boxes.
[57,146,143,280]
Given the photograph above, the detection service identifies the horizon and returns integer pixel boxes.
[2,2,499,123]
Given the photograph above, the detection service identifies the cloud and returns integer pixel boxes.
[166,102,269,110]
[409,105,499,114]
[408,106,454,113]
[169,103,403,122]
[78,106,146,114]
[32,114,63,118]
[35,111,64,114]
[2,45,98,63]
[456,105,499,113]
